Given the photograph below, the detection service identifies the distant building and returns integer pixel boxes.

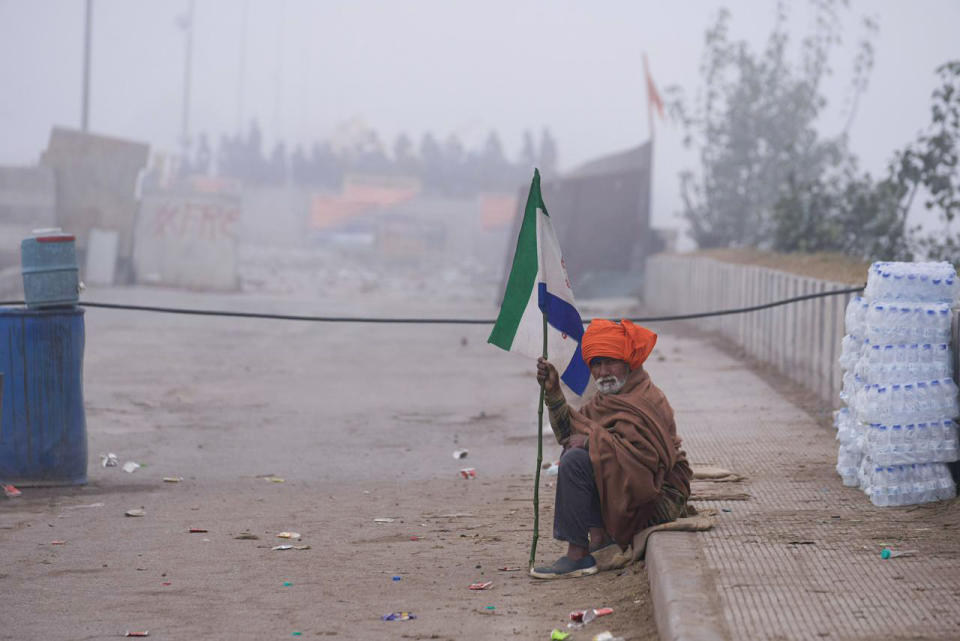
[503,142,656,298]
[40,127,149,284]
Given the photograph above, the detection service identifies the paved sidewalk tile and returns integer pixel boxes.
[647,332,960,641]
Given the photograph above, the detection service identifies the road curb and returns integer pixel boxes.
[646,532,730,641]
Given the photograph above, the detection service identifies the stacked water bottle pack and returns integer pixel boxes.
[836,261,959,506]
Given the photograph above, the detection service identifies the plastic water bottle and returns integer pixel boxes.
[914,463,928,502]
[934,463,957,500]
[915,381,929,416]
[899,307,913,338]
[929,379,944,415]
[868,303,885,327]
[875,386,889,423]
[917,271,930,300]
[942,379,960,417]
[845,296,863,331]
[836,442,863,487]
[903,464,918,503]
[888,467,903,506]
[890,424,904,462]
[915,422,930,458]
[882,345,894,364]
[923,464,937,501]
[936,342,951,369]
[903,422,917,459]
[869,424,885,461]
[936,306,949,340]
[914,464,931,503]
[903,384,917,413]
[932,276,944,301]
[864,422,877,448]
[940,420,959,461]
[867,465,886,506]
[889,383,902,409]
[922,307,950,342]
[833,408,844,431]
[865,260,959,303]
[906,271,918,293]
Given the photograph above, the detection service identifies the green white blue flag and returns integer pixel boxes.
[488,169,589,395]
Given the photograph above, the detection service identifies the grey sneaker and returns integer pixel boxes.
[589,535,617,554]
[529,555,598,580]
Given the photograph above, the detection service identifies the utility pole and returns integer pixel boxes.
[178,0,196,162]
[272,0,285,139]
[81,0,92,131]
[236,0,249,136]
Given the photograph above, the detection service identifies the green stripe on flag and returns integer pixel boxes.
[488,169,545,350]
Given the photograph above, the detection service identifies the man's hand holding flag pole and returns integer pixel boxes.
[488,169,589,569]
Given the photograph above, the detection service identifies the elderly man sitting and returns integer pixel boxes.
[530,319,692,579]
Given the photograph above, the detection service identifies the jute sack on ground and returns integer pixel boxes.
[592,515,714,571]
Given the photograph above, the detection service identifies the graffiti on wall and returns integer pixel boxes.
[134,192,241,291]
[151,200,240,240]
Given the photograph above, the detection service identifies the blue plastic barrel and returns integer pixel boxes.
[21,231,80,308]
[0,307,86,486]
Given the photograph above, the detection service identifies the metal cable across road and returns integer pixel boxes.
[0,284,865,324]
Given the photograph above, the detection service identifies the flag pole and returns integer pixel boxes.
[644,52,656,146]
[529,310,548,570]
[643,52,657,266]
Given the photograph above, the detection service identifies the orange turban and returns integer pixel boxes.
[581,319,657,370]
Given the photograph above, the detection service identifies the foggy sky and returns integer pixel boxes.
[2,0,959,232]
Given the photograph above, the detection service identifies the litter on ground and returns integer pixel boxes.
[64,502,103,509]
[591,632,624,641]
[272,544,311,551]
[468,581,493,590]
[381,612,416,621]
[882,548,918,559]
[568,607,615,628]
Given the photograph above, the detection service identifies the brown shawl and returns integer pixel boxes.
[569,367,692,545]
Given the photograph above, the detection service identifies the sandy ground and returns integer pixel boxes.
[0,282,657,640]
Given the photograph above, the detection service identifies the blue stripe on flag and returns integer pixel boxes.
[537,284,590,394]
[537,284,583,340]
[561,344,590,395]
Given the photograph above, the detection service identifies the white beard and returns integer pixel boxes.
[596,376,625,394]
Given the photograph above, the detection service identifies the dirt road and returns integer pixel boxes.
[0,284,657,640]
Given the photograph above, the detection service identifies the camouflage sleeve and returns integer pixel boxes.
[545,390,571,443]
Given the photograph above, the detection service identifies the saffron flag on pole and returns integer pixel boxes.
[643,53,664,119]
[488,169,590,395]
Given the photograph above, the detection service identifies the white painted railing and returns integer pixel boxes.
[644,254,856,405]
